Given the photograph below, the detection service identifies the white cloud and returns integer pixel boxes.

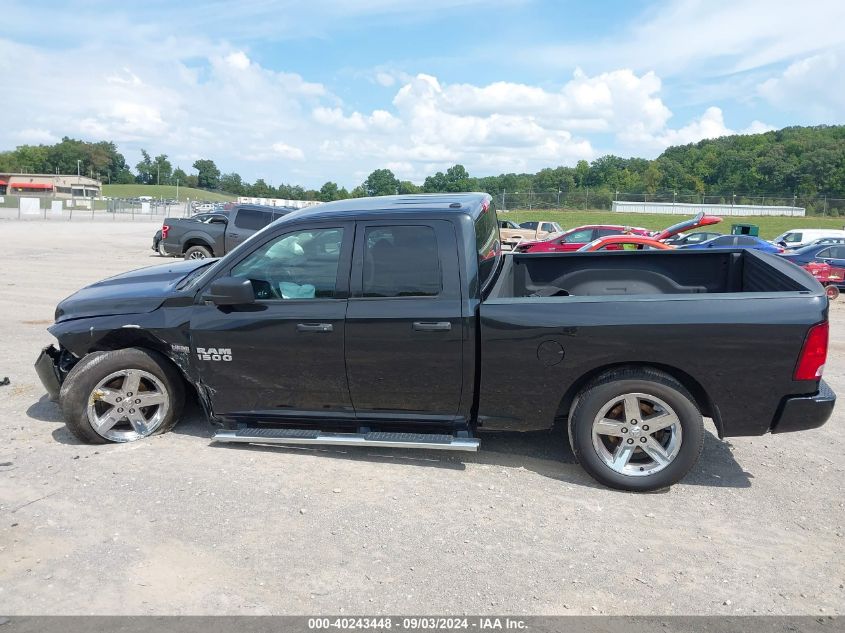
[523,0,845,79]
[13,128,59,144]
[374,72,395,87]
[621,106,776,149]
[758,51,845,118]
[270,142,305,160]
[0,8,776,188]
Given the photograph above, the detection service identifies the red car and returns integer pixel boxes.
[515,224,651,253]
[578,235,674,252]
[516,212,722,253]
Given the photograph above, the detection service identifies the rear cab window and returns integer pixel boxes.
[474,202,500,293]
[234,208,273,231]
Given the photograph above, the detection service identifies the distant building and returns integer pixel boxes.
[0,173,101,198]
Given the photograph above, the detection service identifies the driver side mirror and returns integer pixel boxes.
[205,277,255,306]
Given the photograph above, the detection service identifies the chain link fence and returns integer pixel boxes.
[0,194,194,221]
[494,190,845,216]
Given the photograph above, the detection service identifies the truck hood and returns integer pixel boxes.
[54,259,211,322]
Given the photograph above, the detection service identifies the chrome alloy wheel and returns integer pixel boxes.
[188,250,206,259]
[85,369,170,442]
[591,392,683,477]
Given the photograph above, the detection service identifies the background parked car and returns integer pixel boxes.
[678,234,783,253]
[664,231,723,246]
[577,236,673,251]
[160,204,293,259]
[782,236,845,253]
[498,219,562,248]
[780,243,845,268]
[516,225,651,252]
[518,212,721,253]
[152,212,229,257]
[772,229,845,248]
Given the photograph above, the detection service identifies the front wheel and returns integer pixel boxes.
[569,368,704,491]
[59,348,185,444]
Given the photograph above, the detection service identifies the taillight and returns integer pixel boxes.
[161,224,169,239]
[794,321,829,380]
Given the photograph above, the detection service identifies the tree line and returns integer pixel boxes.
[2,125,844,208]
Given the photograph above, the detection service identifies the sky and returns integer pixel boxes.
[1,0,843,188]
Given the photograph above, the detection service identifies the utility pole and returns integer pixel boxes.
[157,164,160,186]
[176,178,179,203]
[584,187,588,211]
[77,159,81,183]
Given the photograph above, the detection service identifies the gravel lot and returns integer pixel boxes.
[1,220,843,616]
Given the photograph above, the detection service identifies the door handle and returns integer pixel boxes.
[229,232,239,238]
[296,323,333,333]
[413,321,452,332]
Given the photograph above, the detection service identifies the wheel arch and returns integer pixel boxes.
[556,362,723,438]
[73,336,200,405]
[182,237,213,254]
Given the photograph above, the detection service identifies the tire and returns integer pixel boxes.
[184,245,212,260]
[568,367,704,492]
[59,348,185,444]
[157,241,169,257]
[825,285,840,300]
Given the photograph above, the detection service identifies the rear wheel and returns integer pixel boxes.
[157,241,169,257]
[184,245,212,260]
[569,368,704,491]
[59,348,185,444]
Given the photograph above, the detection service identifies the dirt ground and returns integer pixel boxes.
[0,220,843,616]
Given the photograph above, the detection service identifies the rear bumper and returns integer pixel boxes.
[161,242,181,257]
[771,380,836,433]
[34,345,62,401]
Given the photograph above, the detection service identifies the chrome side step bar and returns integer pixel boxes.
[212,428,479,452]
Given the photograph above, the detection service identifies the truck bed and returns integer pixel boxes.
[479,249,826,437]
[487,249,810,299]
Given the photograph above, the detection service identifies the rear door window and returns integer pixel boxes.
[234,208,273,231]
[363,226,441,298]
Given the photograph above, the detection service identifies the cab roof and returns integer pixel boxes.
[275,193,492,224]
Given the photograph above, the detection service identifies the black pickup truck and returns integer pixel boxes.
[160,204,294,259]
[35,193,835,490]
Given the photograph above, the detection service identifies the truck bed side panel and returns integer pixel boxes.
[478,294,827,436]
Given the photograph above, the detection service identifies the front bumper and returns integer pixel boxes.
[34,345,62,401]
[771,380,836,433]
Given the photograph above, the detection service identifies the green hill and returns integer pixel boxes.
[102,184,236,202]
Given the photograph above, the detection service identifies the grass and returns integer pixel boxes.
[102,184,236,202]
[500,209,845,240]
